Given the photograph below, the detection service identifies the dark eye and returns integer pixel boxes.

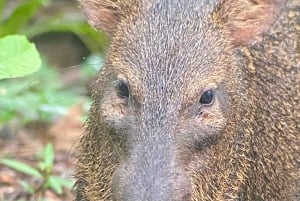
[116,80,129,98]
[199,89,215,105]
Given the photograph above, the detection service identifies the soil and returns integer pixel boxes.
[0,103,84,201]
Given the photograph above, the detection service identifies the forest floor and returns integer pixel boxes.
[0,103,85,201]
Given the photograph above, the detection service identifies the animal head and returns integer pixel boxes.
[78,0,285,200]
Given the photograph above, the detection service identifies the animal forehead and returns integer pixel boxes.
[146,0,218,14]
[115,0,224,73]
[111,0,228,99]
[140,0,218,10]
[137,0,218,29]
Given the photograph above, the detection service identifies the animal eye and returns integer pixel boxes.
[116,80,129,98]
[199,89,215,105]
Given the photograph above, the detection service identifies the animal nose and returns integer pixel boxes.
[112,138,191,201]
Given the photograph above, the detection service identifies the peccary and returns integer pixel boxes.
[75,0,300,200]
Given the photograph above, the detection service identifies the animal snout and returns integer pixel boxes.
[112,142,191,201]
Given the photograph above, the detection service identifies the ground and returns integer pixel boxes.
[0,103,84,201]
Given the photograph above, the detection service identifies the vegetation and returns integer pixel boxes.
[0,0,108,200]
[1,144,73,199]
[0,35,41,80]
[0,0,108,52]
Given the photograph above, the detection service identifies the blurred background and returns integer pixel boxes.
[0,0,109,200]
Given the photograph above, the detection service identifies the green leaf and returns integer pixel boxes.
[46,175,74,195]
[0,35,41,80]
[47,175,63,194]
[1,158,42,178]
[42,143,54,169]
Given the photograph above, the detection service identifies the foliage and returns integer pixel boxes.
[0,35,41,80]
[0,0,108,125]
[0,0,49,36]
[0,0,109,53]
[0,1,106,200]
[0,57,82,125]
[0,0,107,125]
[0,143,74,197]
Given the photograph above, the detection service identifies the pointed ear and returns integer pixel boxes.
[79,0,122,36]
[220,0,286,46]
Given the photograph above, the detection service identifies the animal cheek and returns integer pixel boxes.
[199,111,227,128]
[101,97,127,124]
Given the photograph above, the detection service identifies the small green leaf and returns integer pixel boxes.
[0,35,41,80]
[1,158,42,178]
[42,143,54,169]
[46,175,74,195]
[47,175,63,194]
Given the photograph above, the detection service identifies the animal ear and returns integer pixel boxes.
[220,0,286,46]
[79,0,122,35]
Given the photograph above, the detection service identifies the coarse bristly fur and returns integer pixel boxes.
[75,0,300,200]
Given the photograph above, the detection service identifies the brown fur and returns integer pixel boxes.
[75,0,299,200]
